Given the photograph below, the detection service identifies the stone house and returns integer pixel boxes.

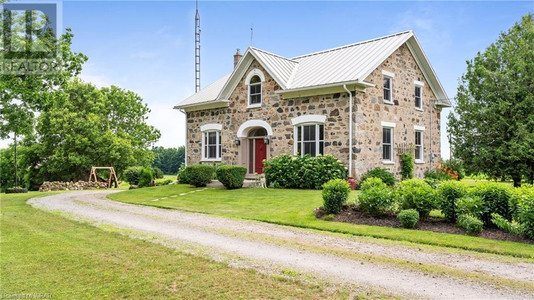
[174,31,451,180]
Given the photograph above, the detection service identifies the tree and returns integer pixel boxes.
[26,79,160,182]
[152,146,185,175]
[448,14,534,186]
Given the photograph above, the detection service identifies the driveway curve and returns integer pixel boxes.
[28,191,534,299]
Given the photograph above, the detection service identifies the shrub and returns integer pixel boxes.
[424,169,453,181]
[471,182,512,226]
[359,167,395,188]
[216,165,247,189]
[400,153,414,180]
[154,178,173,186]
[124,166,142,185]
[424,178,441,189]
[152,167,164,179]
[516,190,534,240]
[397,179,438,217]
[177,166,190,184]
[437,180,468,222]
[138,168,153,188]
[398,209,419,229]
[457,215,483,235]
[456,195,486,219]
[264,154,347,189]
[491,213,524,236]
[322,179,350,214]
[185,164,214,187]
[358,177,395,216]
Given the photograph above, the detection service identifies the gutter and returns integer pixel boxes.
[343,84,353,177]
[275,80,374,95]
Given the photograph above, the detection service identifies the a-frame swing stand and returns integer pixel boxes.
[88,167,118,188]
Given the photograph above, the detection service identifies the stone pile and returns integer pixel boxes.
[39,181,108,192]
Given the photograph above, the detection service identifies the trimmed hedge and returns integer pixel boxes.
[357,177,395,216]
[437,180,468,222]
[177,166,190,184]
[458,214,483,235]
[398,209,419,229]
[397,179,438,217]
[185,164,214,187]
[138,168,153,188]
[264,154,347,189]
[471,182,512,226]
[152,167,164,179]
[359,167,395,187]
[216,165,247,189]
[322,179,350,214]
[124,166,143,185]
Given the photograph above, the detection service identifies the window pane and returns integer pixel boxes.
[383,145,391,160]
[297,142,301,155]
[415,146,421,160]
[297,126,302,141]
[415,132,421,145]
[319,142,324,155]
[208,145,216,159]
[383,77,390,89]
[250,75,261,84]
[415,86,421,97]
[303,125,315,141]
[319,125,324,140]
[304,142,316,157]
[383,128,391,144]
[208,132,216,145]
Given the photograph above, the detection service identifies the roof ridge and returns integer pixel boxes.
[249,46,299,63]
[291,30,413,60]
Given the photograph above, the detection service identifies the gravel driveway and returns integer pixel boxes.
[29,191,534,299]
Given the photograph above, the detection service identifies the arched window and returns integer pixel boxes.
[249,75,262,106]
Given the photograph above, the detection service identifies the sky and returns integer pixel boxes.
[2,1,533,159]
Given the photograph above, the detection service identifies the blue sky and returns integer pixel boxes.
[4,1,532,158]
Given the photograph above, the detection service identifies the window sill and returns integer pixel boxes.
[415,160,425,164]
[383,101,394,105]
[415,107,423,112]
[382,160,395,165]
[247,103,262,109]
[200,159,222,163]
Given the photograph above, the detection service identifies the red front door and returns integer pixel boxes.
[254,139,267,174]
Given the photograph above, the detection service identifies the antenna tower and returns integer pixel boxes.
[194,0,201,92]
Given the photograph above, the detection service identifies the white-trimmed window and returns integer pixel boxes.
[381,121,395,163]
[415,130,423,162]
[249,75,261,105]
[246,69,265,108]
[414,125,425,163]
[200,124,222,161]
[382,70,394,104]
[295,124,324,157]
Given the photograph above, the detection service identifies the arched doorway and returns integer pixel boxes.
[236,120,273,175]
[247,128,267,174]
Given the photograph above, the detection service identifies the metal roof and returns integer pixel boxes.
[173,73,230,109]
[175,31,450,109]
[288,31,412,89]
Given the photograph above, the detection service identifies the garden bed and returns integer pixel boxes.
[314,206,533,245]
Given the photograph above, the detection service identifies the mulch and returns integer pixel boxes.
[314,205,534,245]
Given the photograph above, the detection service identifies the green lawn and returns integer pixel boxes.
[109,184,534,259]
[0,192,353,299]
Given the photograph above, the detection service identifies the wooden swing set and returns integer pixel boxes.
[88,166,119,188]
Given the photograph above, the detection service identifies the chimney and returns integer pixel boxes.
[233,49,242,69]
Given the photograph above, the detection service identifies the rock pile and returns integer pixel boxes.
[39,181,109,192]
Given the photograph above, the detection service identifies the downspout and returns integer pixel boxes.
[429,100,433,166]
[343,84,353,177]
[179,109,188,166]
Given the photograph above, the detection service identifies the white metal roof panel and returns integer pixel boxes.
[175,73,231,108]
[288,31,412,89]
[250,47,298,88]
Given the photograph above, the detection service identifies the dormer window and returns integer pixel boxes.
[249,75,262,105]
[245,68,265,108]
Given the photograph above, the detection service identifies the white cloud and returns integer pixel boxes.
[147,103,186,148]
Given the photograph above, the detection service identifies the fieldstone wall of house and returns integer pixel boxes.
[186,43,442,180]
[355,44,442,179]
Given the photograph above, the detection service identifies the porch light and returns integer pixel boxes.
[263,135,270,145]
[234,136,241,146]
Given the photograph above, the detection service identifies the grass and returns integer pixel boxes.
[108,184,534,259]
[1,191,358,299]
